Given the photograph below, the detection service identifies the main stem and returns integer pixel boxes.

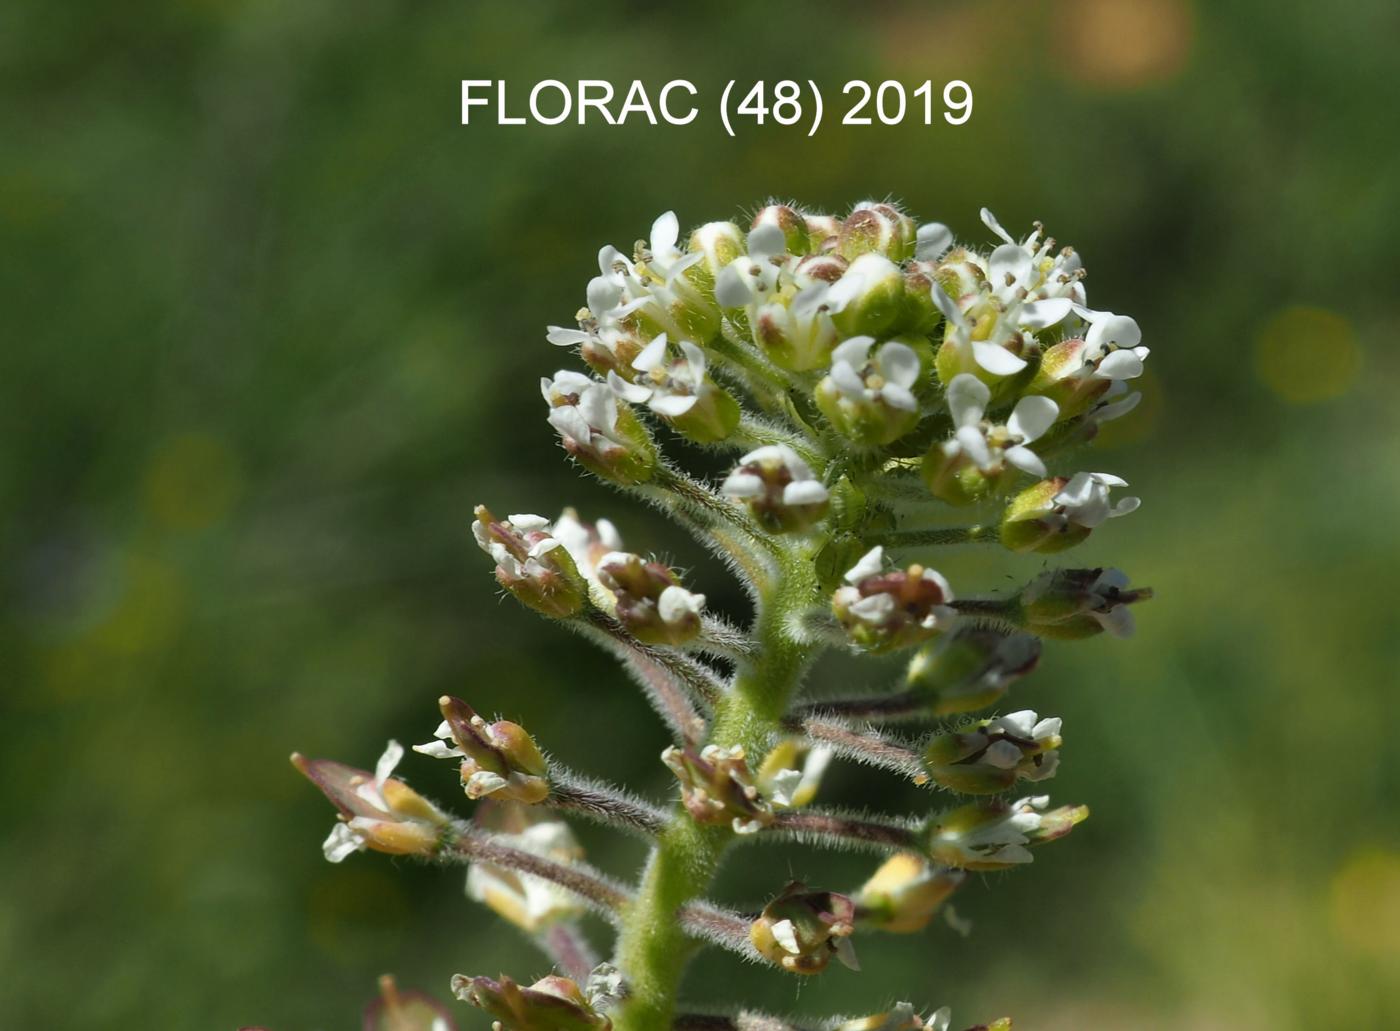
[612,543,819,1030]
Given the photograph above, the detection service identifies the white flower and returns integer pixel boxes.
[1086,567,1139,638]
[319,740,407,863]
[606,333,709,417]
[1074,304,1150,380]
[551,508,623,582]
[1053,471,1141,528]
[466,817,587,932]
[541,370,634,460]
[720,445,829,507]
[981,709,1063,779]
[472,510,562,582]
[915,222,953,261]
[941,373,1058,478]
[756,740,834,810]
[827,336,921,413]
[931,795,1056,868]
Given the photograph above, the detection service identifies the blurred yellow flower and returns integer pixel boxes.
[1254,305,1361,404]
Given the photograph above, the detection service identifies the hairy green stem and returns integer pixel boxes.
[612,542,821,1029]
[870,524,999,548]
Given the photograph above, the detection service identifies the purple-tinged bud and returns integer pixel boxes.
[413,696,549,805]
[832,546,955,653]
[292,742,449,863]
[596,551,706,646]
[750,882,859,975]
[839,202,916,261]
[752,203,811,255]
[363,975,457,1031]
[451,972,611,1031]
[1019,567,1152,639]
[905,627,1042,716]
[855,853,965,934]
[925,795,1088,871]
[472,507,588,618]
[662,743,773,833]
[923,710,1062,794]
[720,445,830,533]
[792,252,848,286]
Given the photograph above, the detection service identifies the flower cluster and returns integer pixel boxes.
[288,200,1153,1031]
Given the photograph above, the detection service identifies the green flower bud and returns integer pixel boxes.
[925,795,1088,871]
[923,710,1062,794]
[596,551,706,646]
[750,882,858,975]
[472,507,589,618]
[662,743,773,833]
[901,260,946,335]
[855,852,964,933]
[452,972,611,1031]
[687,220,745,282]
[838,202,915,261]
[753,203,811,255]
[832,546,955,654]
[1019,567,1152,639]
[905,626,1042,716]
[804,212,843,252]
[542,371,657,484]
[720,445,830,533]
[413,695,550,805]
[793,252,848,286]
[829,253,907,338]
[815,337,924,446]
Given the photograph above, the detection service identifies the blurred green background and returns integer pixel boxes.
[4,1,1398,1027]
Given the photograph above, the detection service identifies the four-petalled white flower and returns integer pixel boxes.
[826,336,921,414]
[606,333,710,418]
[942,373,1059,478]
[1053,471,1141,528]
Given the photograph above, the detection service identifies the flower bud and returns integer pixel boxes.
[606,335,740,443]
[363,975,457,1031]
[542,371,656,484]
[687,220,746,282]
[792,252,848,286]
[413,695,550,804]
[451,972,611,1031]
[905,626,1042,716]
[832,546,955,653]
[292,741,449,863]
[815,337,923,446]
[753,203,811,255]
[1019,567,1152,639]
[473,507,588,619]
[901,260,946,334]
[999,473,1139,554]
[804,212,843,251]
[855,853,965,933]
[662,743,773,833]
[755,738,833,809]
[828,253,906,338]
[925,795,1088,871]
[465,802,588,933]
[923,710,1062,794]
[839,202,916,261]
[595,551,706,646]
[750,882,859,975]
[720,445,830,533]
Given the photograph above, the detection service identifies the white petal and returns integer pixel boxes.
[877,341,921,388]
[1008,395,1059,442]
[833,935,860,972]
[746,222,787,260]
[631,333,669,372]
[1093,605,1136,638]
[508,513,549,530]
[1031,716,1062,740]
[1094,348,1145,380]
[678,340,707,379]
[1094,391,1142,422]
[790,283,830,318]
[1090,472,1129,487]
[1110,496,1142,518]
[945,373,990,427]
[586,275,621,316]
[607,371,652,404]
[1085,313,1142,353]
[770,919,802,955]
[782,480,830,506]
[881,383,918,412]
[916,222,953,260]
[546,326,591,346]
[930,283,968,331]
[971,341,1028,375]
[955,425,993,469]
[374,740,404,788]
[411,740,465,759]
[465,770,510,798]
[1019,298,1073,330]
[928,1007,953,1031]
[322,822,366,863]
[651,210,679,255]
[721,471,764,498]
[1055,472,1095,506]
[988,244,1033,290]
[650,393,700,417]
[981,740,1024,769]
[714,264,754,308]
[597,244,628,276]
[849,593,897,623]
[844,546,885,584]
[1004,446,1046,478]
[831,335,875,368]
[829,360,868,399]
[996,710,1039,737]
[980,207,1016,245]
[659,585,705,622]
[920,567,953,602]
